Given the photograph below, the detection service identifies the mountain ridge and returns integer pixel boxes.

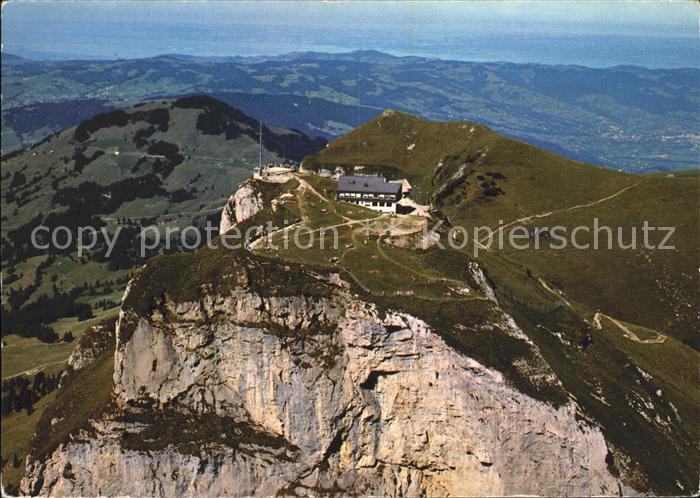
[6,49,700,70]
[304,109,699,344]
[3,51,697,171]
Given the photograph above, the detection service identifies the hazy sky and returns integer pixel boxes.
[2,1,698,66]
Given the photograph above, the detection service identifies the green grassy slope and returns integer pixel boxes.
[304,109,699,344]
[2,96,324,239]
[1,390,58,495]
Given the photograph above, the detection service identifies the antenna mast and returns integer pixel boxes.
[258,121,263,170]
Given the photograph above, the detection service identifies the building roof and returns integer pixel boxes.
[337,175,401,195]
[390,178,413,191]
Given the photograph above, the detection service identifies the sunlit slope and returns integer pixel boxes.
[303,109,633,207]
[303,109,698,344]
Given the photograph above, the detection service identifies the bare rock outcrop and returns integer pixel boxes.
[65,319,116,373]
[23,259,624,496]
[219,183,263,234]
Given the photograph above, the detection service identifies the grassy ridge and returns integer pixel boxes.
[304,110,699,344]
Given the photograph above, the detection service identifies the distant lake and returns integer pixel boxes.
[3,18,698,69]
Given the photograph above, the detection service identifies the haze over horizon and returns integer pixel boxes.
[2,0,698,68]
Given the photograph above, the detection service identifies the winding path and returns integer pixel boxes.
[593,312,667,344]
[536,274,667,346]
[249,173,487,303]
[479,181,642,245]
[2,359,67,380]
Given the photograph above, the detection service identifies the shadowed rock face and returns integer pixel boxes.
[22,256,624,497]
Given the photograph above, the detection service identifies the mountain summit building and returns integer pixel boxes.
[336,175,403,213]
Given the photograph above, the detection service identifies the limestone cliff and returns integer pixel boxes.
[22,250,625,496]
[220,184,263,234]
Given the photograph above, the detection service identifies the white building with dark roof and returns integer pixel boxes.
[391,178,413,198]
[336,175,402,213]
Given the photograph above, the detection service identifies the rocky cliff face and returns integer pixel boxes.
[22,252,624,496]
[220,184,263,234]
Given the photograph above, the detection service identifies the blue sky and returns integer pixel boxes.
[2,1,698,66]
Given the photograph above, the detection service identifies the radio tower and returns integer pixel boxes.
[258,121,263,174]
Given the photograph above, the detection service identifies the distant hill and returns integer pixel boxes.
[2,53,28,63]
[1,92,379,153]
[2,51,698,171]
[0,96,326,341]
[1,99,118,152]
[196,91,380,139]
